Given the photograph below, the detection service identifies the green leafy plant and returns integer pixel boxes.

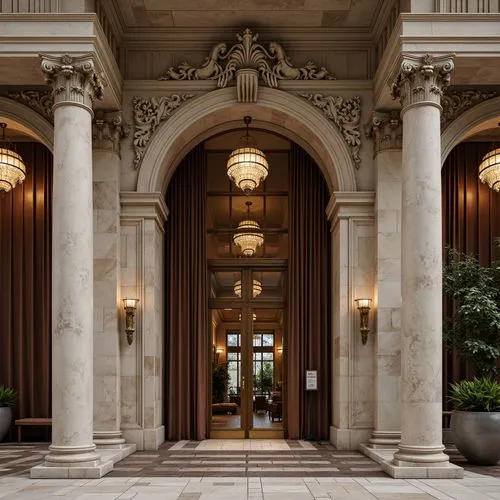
[253,362,273,395]
[212,362,229,403]
[450,378,500,412]
[443,248,500,376]
[0,385,18,407]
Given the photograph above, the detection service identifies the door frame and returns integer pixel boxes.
[208,259,287,438]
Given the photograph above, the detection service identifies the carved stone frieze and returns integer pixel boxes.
[366,111,402,154]
[391,54,455,110]
[40,54,105,111]
[6,90,54,122]
[132,94,194,169]
[441,89,497,128]
[158,28,335,103]
[92,110,130,155]
[300,93,361,167]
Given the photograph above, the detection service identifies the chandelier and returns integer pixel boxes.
[233,279,262,298]
[478,147,500,191]
[227,116,269,193]
[0,123,26,192]
[233,201,264,256]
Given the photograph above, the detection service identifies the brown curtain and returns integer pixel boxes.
[0,142,52,436]
[442,141,500,401]
[287,144,331,440]
[165,144,207,440]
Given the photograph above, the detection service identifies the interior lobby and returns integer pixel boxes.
[1,0,500,491]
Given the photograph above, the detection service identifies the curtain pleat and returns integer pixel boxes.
[0,142,52,437]
[287,144,331,440]
[165,144,207,440]
[442,142,500,401]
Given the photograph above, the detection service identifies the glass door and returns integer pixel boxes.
[208,266,286,439]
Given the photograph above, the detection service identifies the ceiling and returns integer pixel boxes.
[113,0,383,29]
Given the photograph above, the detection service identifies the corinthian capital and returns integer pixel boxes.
[40,53,105,112]
[92,110,130,155]
[369,111,402,154]
[391,54,454,110]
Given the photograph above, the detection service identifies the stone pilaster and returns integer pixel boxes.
[92,111,130,448]
[31,54,112,479]
[384,54,462,478]
[368,112,402,448]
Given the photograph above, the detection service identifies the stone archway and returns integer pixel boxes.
[136,86,358,195]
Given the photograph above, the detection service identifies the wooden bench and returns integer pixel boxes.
[14,418,52,442]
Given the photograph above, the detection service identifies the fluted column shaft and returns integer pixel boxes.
[41,54,104,466]
[392,54,454,466]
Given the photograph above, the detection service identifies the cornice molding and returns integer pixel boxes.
[157,28,335,103]
[132,94,195,169]
[326,191,376,227]
[300,93,361,167]
[120,191,169,229]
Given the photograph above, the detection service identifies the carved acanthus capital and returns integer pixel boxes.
[92,110,130,155]
[132,94,195,169]
[300,93,361,167]
[6,90,54,122]
[441,89,497,129]
[40,54,105,112]
[367,111,402,154]
[391,54,455,110]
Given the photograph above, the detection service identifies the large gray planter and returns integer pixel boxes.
[0,406,12,442]
[451,410,500,465]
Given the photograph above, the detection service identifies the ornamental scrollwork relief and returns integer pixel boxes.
[300,93,361,167]
[158,28,335,103]
[132,94,194,169]
[6,90,54,122]
[441,89,497,129]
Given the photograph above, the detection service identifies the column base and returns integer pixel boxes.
[360,443,464,479]
[30,460,114,479]
[393,444,450,466]
[368,431,401,448]
[330,426,371,450]
[93,430,127,448]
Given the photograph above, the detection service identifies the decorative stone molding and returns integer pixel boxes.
[366,111,402,154]
[40,53,105,112]
[391,54,455,110]
[6,90,53,123]
[441,89,497,129]
[92,110,130,155]
[158,28,335,103]
[300,93,361,167]
[132,94,194,169]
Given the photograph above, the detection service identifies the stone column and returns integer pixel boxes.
[92,111,131,448]
[368,112,403,448]
[32,54,112,478]
[388,54,461,477]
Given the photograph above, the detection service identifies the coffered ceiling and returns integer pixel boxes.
[113,0,383,29]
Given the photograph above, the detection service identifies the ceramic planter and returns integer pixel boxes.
[451,410,500,465]
[0,406,12,442]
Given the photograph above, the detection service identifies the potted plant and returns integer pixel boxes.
[0,385,18,442]
[450,378,500,465]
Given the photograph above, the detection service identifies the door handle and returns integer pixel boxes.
[242,375,246,391]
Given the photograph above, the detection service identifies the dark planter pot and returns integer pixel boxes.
[451,410,500,465]
[0,406,12,442]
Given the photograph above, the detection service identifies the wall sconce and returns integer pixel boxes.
[123,298,139,345]
[216,347,224,363]
[277,346,283,354]
[354,298,372,345]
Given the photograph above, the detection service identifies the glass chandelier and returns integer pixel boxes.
[233,201,264,256]
[0,123,26,192]
[233,279,262,298]
[478,147,500,191]
[227,116,269,193]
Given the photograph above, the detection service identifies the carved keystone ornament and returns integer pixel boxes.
[158,28,335,103]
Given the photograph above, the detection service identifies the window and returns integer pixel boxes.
[227,332,241,394]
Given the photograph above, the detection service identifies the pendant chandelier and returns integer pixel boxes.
[478,146,500,191]
[227,116,269,194]
[233,279,262,298]
[233,201,264,256]
[0,123,26,192]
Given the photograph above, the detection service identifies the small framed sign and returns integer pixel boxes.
[306,370,317,391]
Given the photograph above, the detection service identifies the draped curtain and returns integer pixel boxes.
[0,142,52,436]
[442,141,500,397]
[165,144,208,440]
[287,144,331,440]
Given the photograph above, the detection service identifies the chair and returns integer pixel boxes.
[253,395,267,413]
[270,401,282,422]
